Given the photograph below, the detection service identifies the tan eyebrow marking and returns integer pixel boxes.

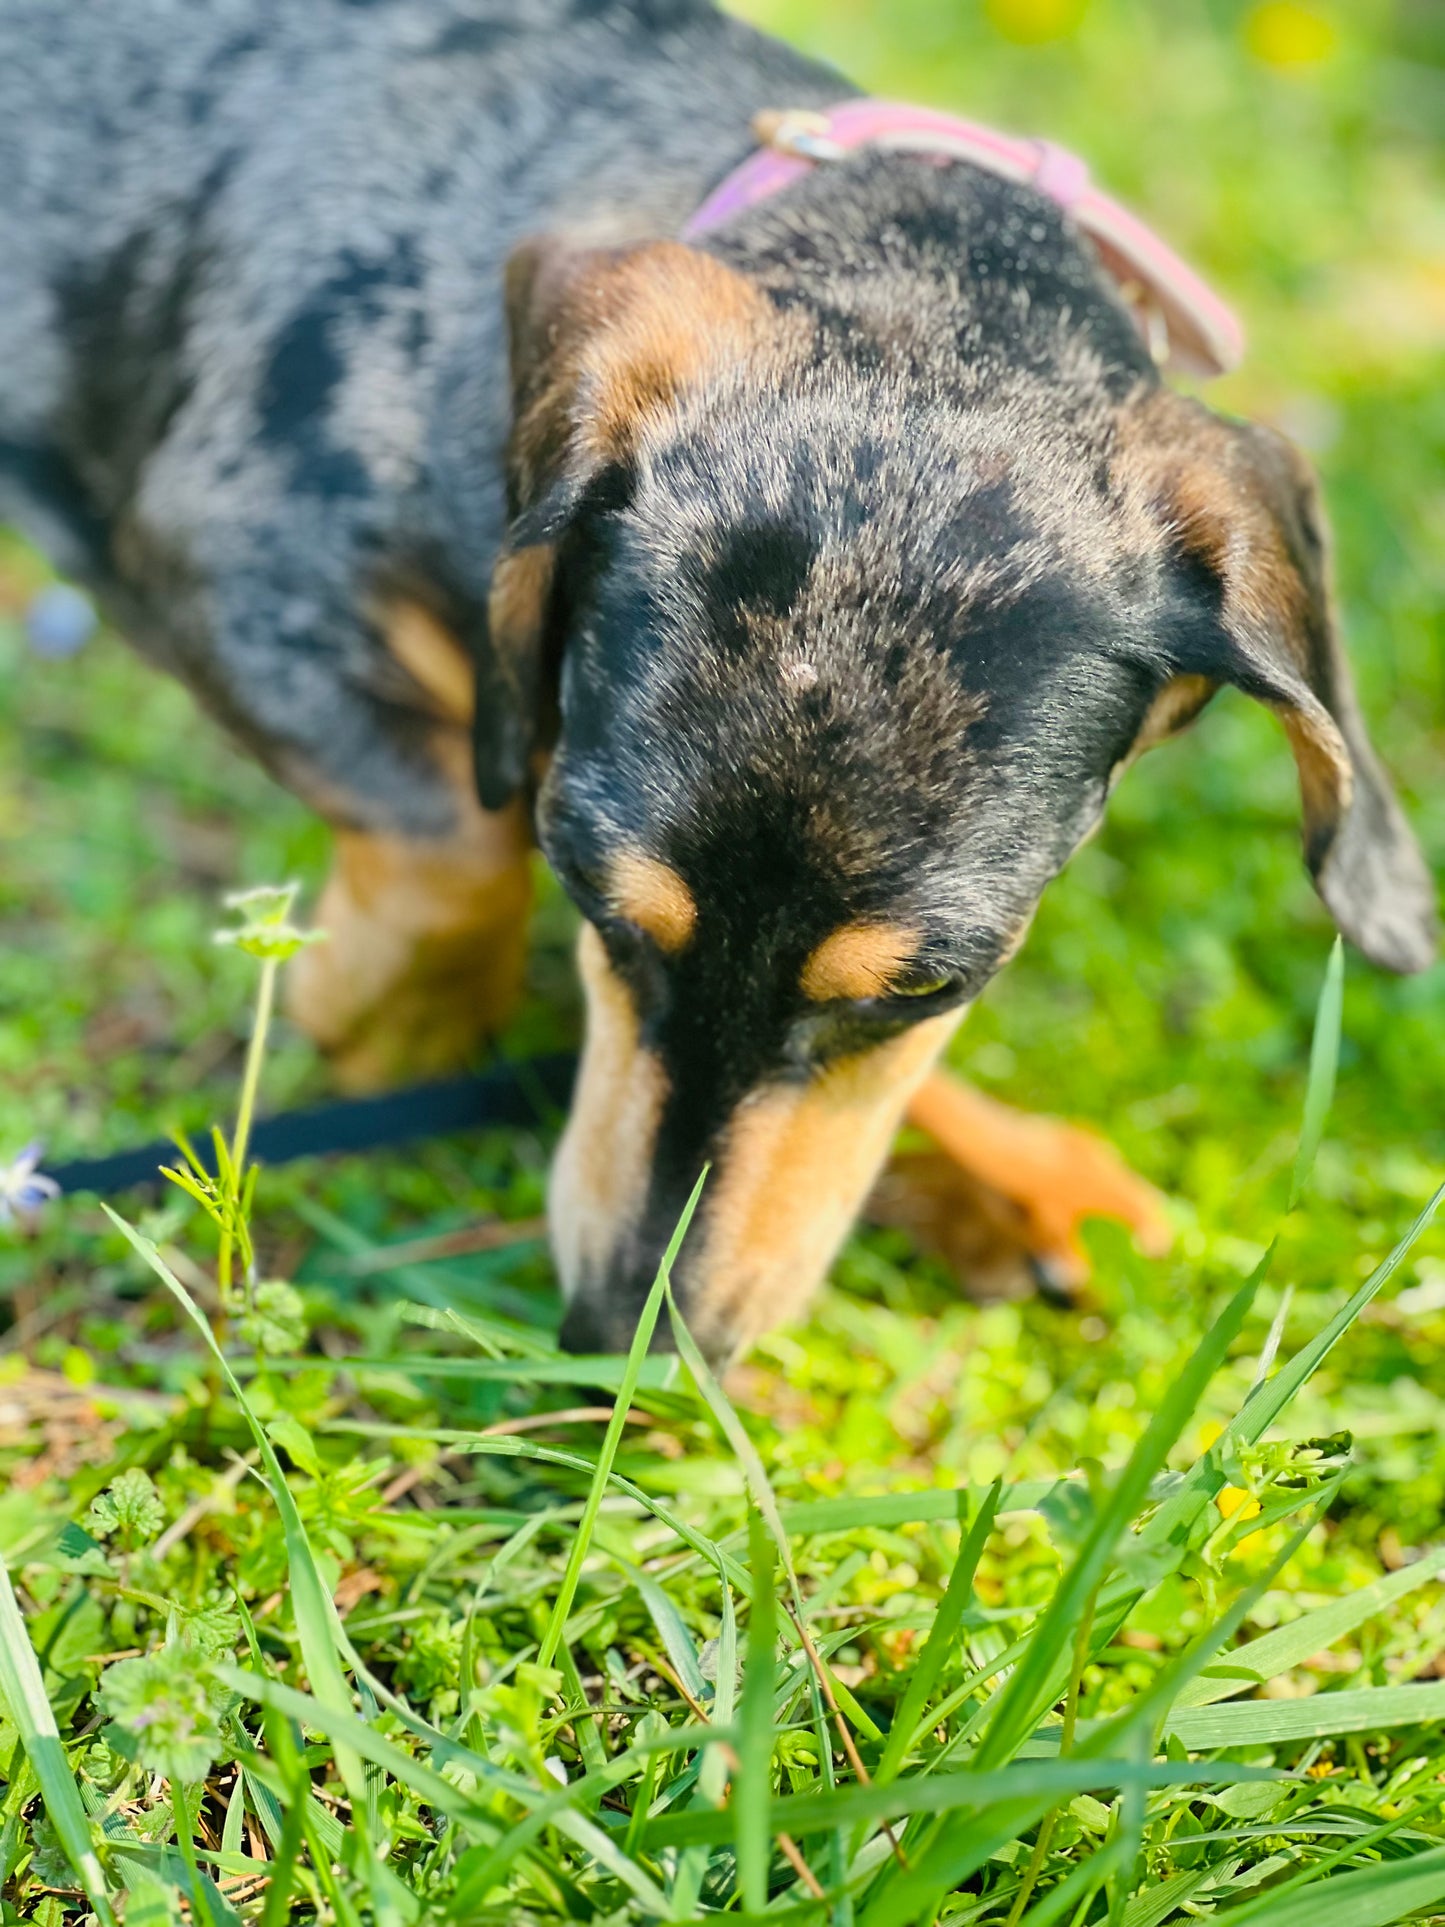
[607,851,698,954]
[800,921,921,1002]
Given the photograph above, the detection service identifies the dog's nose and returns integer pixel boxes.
[558,1280,686,1358]
[557,1296,611,1355]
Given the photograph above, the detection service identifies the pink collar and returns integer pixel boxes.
[683,100,1243,380]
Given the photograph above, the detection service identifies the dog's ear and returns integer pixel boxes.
[1122,389,1436,974]
[477,239,775,807]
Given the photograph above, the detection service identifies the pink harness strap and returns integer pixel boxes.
[682,99,1242,380]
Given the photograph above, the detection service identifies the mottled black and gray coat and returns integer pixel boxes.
[1,0,1433,1355]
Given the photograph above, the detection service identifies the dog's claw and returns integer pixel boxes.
[1028,1252,1080,1308]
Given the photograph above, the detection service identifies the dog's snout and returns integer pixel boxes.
[557,1275,683,1359]
[556,1294,614,1356]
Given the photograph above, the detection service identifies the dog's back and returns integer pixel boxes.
[0,0,841,818]
[0,0,838,490]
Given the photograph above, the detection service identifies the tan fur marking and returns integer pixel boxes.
[575,244,777,463]
[1113,388,1361,862]
[286,768,534,1091]
[1279,700,1354,837]
[800,921,922,1002]
[1114,388,1312,663]
[607,850,698,953]
[384,600,476,726]
[682,1009,964,1356]
[488,542,558,682]
[1110,672,1219,789]
[496,239,799,691]
[507,240,793,508]
[549,924,669,1286]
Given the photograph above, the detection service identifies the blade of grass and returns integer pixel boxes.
[1105,1730,1149,1927]
[257,1714,309,1927]
[1288,937,1343,1212]
[611,1552,710,1706]
[223,1661,722,1835]
[1173,1546,1445,1709]
[1167,1678,1445,1749]
[0,1550,117,1927]
[254,1352,679,1387]
[855,1776,1182,1927]
[1117,1861,1214,1927]
[1018,1835,1127,1927]
[322,1418,755,1591]
[738,1510,779,1914]
[642,1758,1279,1851]
[778,1483,1056,1535]
[663,1275,848,1908]
[665,1276,793,1578]
[875,1481,1001,1785]
[674,1549,742,1919]
[537,1169,706,1671]
[972,1258,1267,1772]
[443,1745,673,1918]
[1216,1841,1445,1925]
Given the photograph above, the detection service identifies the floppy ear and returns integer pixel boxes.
[477,238,776,808]
[1122,389,1437,974]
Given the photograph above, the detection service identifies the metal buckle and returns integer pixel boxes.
[751,108,847,164]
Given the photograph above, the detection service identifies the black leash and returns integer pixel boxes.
[39,1053,578,1198]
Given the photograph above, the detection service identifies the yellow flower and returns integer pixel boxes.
[1217,1485,1262,1525]
[985,0,1087,47]
[1244,2,1338,69]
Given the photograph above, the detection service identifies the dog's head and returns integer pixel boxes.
[478,234,1435,1362]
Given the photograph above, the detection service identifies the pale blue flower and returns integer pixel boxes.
[0,1142,60,1227]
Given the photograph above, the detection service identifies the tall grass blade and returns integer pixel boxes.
[665,1277,794,1580]
[613,1552,709,1705]
[1019,1836,1127,1927]
[0,1550,117,1926]
[1288,937,1344,1211]
[1167,1678,1445,1748]
[738,1510,779,1914]
[971,1262,1265,1770]
[1173,1545,1445,1709]
[779,1483,1054,1534]
[875,1480,1001,1784]
[536,1168,706,1671]
[643,1759,1278,1852]
[1216,1841,1445,1924]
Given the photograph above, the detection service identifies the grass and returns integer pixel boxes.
[1,0,1444,1920]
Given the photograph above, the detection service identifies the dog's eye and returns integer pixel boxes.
[889,971,956,1000]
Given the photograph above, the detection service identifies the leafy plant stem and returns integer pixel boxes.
[232,953,276,1187]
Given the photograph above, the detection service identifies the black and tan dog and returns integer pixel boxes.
[3,1,1435,1359]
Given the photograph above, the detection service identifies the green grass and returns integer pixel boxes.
[2,0,1444,1920]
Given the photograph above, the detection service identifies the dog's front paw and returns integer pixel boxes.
[877,1071,1172,1300]
[285,859,532,1092]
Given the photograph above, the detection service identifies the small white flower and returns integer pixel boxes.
[0,1142,60,1228]
[542,1755,568,1787]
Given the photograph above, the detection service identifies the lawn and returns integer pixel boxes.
[2,0,1444,1921]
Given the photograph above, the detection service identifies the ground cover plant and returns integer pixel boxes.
[2,0,1444,1920]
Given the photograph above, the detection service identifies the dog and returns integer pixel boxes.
[3,1,1434,1362]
